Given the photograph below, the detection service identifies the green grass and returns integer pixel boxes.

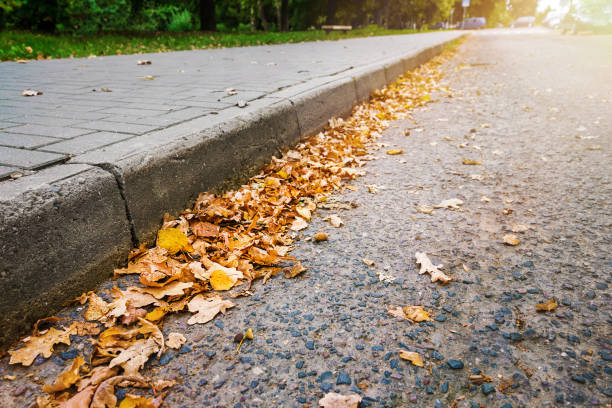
[0,26,431,61]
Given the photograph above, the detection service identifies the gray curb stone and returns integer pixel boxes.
[0,35,464,346]
[0,165,132,345]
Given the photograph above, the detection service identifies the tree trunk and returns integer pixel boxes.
[326,0,338,25]
[258,0,270,31]
[199,0,216,31]
[383,0,390,29]
[280,0,289,31]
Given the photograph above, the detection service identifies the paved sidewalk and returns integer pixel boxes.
[1,32,457,177]
[0,32,464,346]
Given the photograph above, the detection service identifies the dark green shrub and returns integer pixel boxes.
[56,0,130,35]
[167,8,193,32]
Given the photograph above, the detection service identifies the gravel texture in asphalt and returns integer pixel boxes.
[1,30,611,408]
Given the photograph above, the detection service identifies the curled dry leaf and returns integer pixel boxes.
[363,258,375,266]
[9,326,72,366]
[417,205,434,214]
[22,89,43,96]
[166,333,186,350]
[462,158,481,165]
[326,214,343,228]
[319,392,362,408]
[434,198,463,210]
[387,305,433,323]
[139,281,193,300]
[137,60,152,65]
[42,356,86,393]
[191,221,219,238]
[415,252,452,283]
[314,232,328,242]
[503,234,520,246]
[187,294,235,325]
[285,262,307,278]
[90,375,149,408]
[386,149,404,155]
[399,350,424,367]
[536,298,558,312]
[470,374,493,385]
[366,185,379,194]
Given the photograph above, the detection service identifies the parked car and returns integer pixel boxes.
[461,17,486,29]
[511,16,535,28]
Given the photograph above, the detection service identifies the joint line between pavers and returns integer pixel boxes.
[94,162,139,248]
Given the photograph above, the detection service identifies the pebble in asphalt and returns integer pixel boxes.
[0,29,611,408]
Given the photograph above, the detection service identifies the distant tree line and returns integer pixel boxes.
[0,0,538,35]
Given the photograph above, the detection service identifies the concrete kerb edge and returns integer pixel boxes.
[0,35,462,347]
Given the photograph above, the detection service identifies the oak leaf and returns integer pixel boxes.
[187,294,235,325]
[90,375,149,408]
[109,337,160,375]
[9,326,72,366]
[415,252,452,283]
[139,281,193,299]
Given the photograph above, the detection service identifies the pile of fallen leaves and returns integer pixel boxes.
[6,49,456,407]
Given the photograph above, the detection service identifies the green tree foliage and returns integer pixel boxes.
[1,0,537,34]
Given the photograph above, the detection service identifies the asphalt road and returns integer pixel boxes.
[1,29,611,408]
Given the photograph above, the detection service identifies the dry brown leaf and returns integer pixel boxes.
[403,306,434,322]
[191,221,219,238]
[290,217,308,231]
[462,158,481,165]
[536,298,558,312]
[285,262,306,278]
[319,392,362,408]
[109,337,160,375]
[22,89,43,96]
[137,60,152,65]
[77,366,119,391]
[363,258,375,266]
[70,321,100,336]
[399,350,424,367]
[469,374,493,385]
[187,294,235,325]
[386,149,404,155]
[326,214,343,227]
[166,333,186,350]
[434,198,463,209]
[139,281,193,299]
[415,252,452,283]
[90,375,149,408]
[511,224,529,233]
[416,205,434,214]
[61,385,96,408]
[9,326,72,366]
[503,234,520,246]
[314,232,328,242]
[43,356,86,393]
[366,185,379,194]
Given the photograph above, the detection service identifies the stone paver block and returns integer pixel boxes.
[0,165,18,179]
[42,131,132,155]
[0,146,66,169]
[6,123,93,139]
[0,132,58,148]
[74,120,158,134]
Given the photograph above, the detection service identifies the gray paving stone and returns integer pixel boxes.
[0,132,58,148]
[73,120,157,134]
[3,115,85,127]
[5,123,93,139]
[0,146,66,169]
[42,131,132,154]
[0,165,18,179]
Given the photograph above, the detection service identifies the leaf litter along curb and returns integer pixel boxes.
[5,46,459,407]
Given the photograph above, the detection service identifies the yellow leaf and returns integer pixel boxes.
[462,158,481,165]
[403,306,433,322]
[145,307,168,322]
[43,356,85,393]
[386,149,404,155]
[285,262,306,278]
[536,298,558,312]
[400,350,424,367]
[210,269,234,291]
[421,94,431,102]
[245,328,254,339]
[276,169,289,179]
[503,234,520,246]
[118,394,158,408]
[157,228,193,254]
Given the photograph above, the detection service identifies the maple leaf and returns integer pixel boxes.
[434,198,463,209]
[187,294,235,325]
[319,392,362,408]
[9,326,72,366]
[415,252,452,283]
[157,228,193,254]
[43,356,86,393]
[399,350,424,367]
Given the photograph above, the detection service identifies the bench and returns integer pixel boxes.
[321,25,352,34]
